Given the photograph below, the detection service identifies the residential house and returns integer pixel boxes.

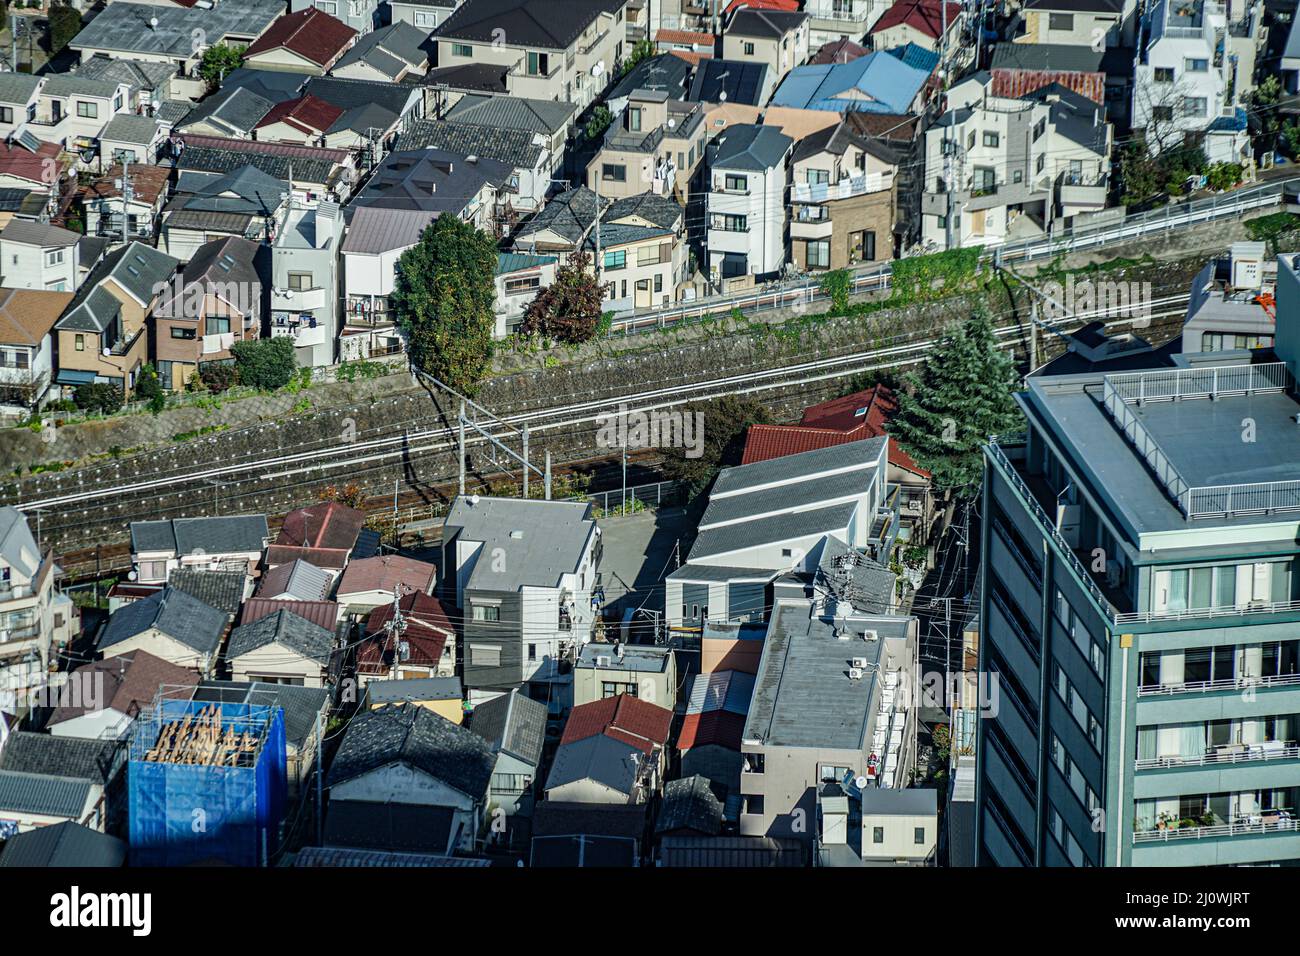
[468,687,548,823]
[97,115,165,169]
[325,701,496,853]
[606,53,693,114]
[705,123,793,286]
[789,120,900,270]
[804,0,883,50]
[357,590,458,683]
[1132,0,1260,162]
[150,236,264,391]
[0,771,104,835]
[96,587,227,675]
[0,507,77,710]
[391,0,458,32]
[240,597,341,632]
[432,0,632,111]
[0,221,79,291]
[1015,0,1136,48]
[439,92,576,189]
[70,0,285,102]
[655,29,716,68]
[339,206,434,359]
[225,608,336,687]
[242,7,359,76]
[656,774,725,839]
[770,52,932,116]
[688,58,772,107]
[73,55,178,114]
[256,559,333,602]
[513,185,604,255]
[1181,241,1278,354]
[663,437,893,630]
[175,87,277,140]
[544,693,672,803]
[347,148,516,237]
[0,821,126,867]
[270,199,345,368]
[860,786,938,864]
[739,601,918,849]
[596,191,689,311]
[332,21,431,81]
[253,96,346,147]
[0,289,74,415]
[588,90,706,202]
[193,679,331,796]
[30,75,133,157]
[493,251,558,338]
[79,164,172,248]
[680,669,754,795]
[129,515,269,584]
[0,75,42,144]
[166,568,248,621]
[52,241,179,398]
[267,501,370,578]
[392,119,544,216]
[440,495,601,705]
[810,37,870,65]
[173,134,356,207]
[0,141,62,195]
[300,75,425,157]
[160,165,289,262]
[45,650,199,740]
[989,41,1132,127]
[367,677,464,725]
[289,0,385,35]
[922,74,1112,249]
[721,8,810,94]
[335,554,437,615]
[573,641,677,709]
[870,0,962,58]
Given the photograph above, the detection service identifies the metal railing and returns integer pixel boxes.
[1135,742,1300,770]
[1136,671,1300,696]
[1134,815,1300,843]
[986,437,1117,620]
[1117,598,1300,625]
[1186,481,1300,518]
[1106,362,1291,403]
[1100,377,1189,509]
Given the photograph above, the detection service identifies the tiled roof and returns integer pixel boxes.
[0,821,126,867]
[656,774,724,834]
[241,597,339,632]
[257,558,332,602]
[678,710,747,751]
[0,288,74,347]
[0,733,122,787]
[99,113,160,146]
[392,119,545,169]
[130,514,268,555]
[561,694,672,753]
[278,501,367,551]
[467,688,547,767]
[0,140,61,188]
[167,568,246,616]
[79,164,172,206]
[176,132,349,163]
[193,679,330,750]
[48,650,199,726]
[870,0,961,39]
[337,554,436,598]
[357,592,453,672]
[97,587,226,656]
[444,93,576,135]
[254,95,344,135]
[0,770,92,819]
[326,701,495,799]
[245,7,358,68]
[226,608,335,665]
[434,0,625,51]
[810,38,869,65]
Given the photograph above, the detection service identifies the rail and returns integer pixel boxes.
[1133,815,1300,843]
[1106,362,1291,403]
[1136,671,1300,696]
[1100,377,1189,510]
[1116,597,1300,625]
[1135,742,1300,770]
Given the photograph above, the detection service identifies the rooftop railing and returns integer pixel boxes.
[1100,376,1189,511]
[1106,362,1290,403]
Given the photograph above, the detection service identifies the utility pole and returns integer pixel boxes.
[119,155,133,245]
[314,708,323,845]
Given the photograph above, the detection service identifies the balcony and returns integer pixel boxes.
[1136,741,1300,770]
[791,171,889,204]
[1138,672,1300,697]
[274,286,327,312]
[1134,813,1298,844]
[271,312,326,348]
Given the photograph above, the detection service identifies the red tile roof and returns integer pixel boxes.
[364,591,454,640]
[562,694,672,754]
[810,38,869,65]
[0,140,62,190]
[245,7,358,68]
[678,711,746,751]
[337,555,436,599]
[725,0,799,13]
[656,28,715,46]
[740,386,929,476]
[870,0,961,39]
[49,650,199,725]
[254,94,345,137]
[240,597,339,632]
[356,596,452,674]
[276,501,366,551]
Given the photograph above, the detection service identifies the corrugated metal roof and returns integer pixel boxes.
[0,770,93,818]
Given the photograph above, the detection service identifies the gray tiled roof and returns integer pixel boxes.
[393,119,545,169]
[544,733,639,794]
[100,114,160,146]
[0,770,93,818]
[1,219,79,248]
[71,0,283,59]
[194,680,330,750]
[468,688,546,768]
[604,192,684,230]
[227,608,335,665]
[98,587,227,656]
[334,21,429,77]
[341,206,438,255]
[75,55,177,93]
[514,186,604,246]
[656,774,724,834]
[666,564,775,583]
[0,821,126,867]
[303,75,415,118]
[350,148,514,215]
[700,468,873,527]
[0,733,122,787]
[689,501,859,560]
[367,677,463,704]
[0,72,39,105]
[445,93,576,135]
[178,86,275,136]
[434,0,625,50]
[167,569,245,616]
[710,123,793,171]
[181,165,286,217]
[55,285,121,334]
[177,146,336,186]
[326,702,495,799]
[42,75,122,99]
[130,514,269,555]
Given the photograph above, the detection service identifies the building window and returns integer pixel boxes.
[1184,57,1208,73]
[603,249,626,270]
[287,272,312,291]
[1049,12,1073,30]
[710,213,747,232]
[74,333,84,351]
[805,239,830,269]
[76,101,98,119]
[982,131,999,148]
[601,681,638,698]
[527,643,536,661]
[205,316,231,335]
[848,229,875,263]
[627,106,642,132]
[1153,105,1174,122]
[170,326,197,340]
[743,41,755,55]
[504,275,541,295]
[526,51,549,76]
[1154,67,1174,83]
[471,604,500,622]
[452,43,473,57]
[469,644,501,667]
[1182,96,1207,118]
[602,163,627,182]
[0,107,11,124]
[872,826,884,844]
[724,173,747,192]
[914,827,926,844]
[1036,153,1045,173]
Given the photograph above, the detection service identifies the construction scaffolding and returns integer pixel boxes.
[128,686,287,867]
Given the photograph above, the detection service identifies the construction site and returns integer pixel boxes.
[127,686,287,867]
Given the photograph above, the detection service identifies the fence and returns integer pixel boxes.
[1106,362,1291,404]
[580,479,686,515]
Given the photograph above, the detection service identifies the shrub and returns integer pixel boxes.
[229,337,296,391]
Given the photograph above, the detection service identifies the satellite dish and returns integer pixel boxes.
[149,16,158,28]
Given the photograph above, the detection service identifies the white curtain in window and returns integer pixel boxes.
[1179,722,1206,758]
[1159,651,1184,686]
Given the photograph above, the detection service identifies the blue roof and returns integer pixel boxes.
[1206,107,1247,134]
[496,251,556,275]
[885,43,940,75]
[770,52,930,114]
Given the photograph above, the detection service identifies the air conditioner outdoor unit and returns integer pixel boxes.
[849,667,864,680]
[851,657,869,668]
[596,655,611,666]
[862,629,878,642]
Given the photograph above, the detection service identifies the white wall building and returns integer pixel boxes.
[706,123,793,287]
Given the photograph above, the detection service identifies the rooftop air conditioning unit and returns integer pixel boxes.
[596,655,611,666]
[862,629,878,642]
[849,667,864,680]
[851,657,869,668]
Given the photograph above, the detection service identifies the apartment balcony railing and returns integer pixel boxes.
[1117,597,1300,625]
[1135,741,1300,770]
[1137,671,1300,697]
[1133,814,1299,843]
[791,171,888,204]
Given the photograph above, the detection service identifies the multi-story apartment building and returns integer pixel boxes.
[1014,0,1136,48]
[270,200,344,369]
[976,263,1300,865]
[789,120,899,271]
[587,90,706,202]
[804,0,888,50]
[1132,0,1262,161]
[922,73,1111,250]
[0,507,77,712]
[720,8,810,95]
[705,123,793,286]
[432,0,631,112]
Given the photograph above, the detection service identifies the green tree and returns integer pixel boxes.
[585,105,613,142]
[133,363,166,413]
[520,252,608,344]
[230,336,296,390]
[73,382,123,414]
[47,1,82,55]
[889,312,1022,493]
[390,214,497,395]
[618,38,656,77]
[660,394,771,496]
[198,43,245,91]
